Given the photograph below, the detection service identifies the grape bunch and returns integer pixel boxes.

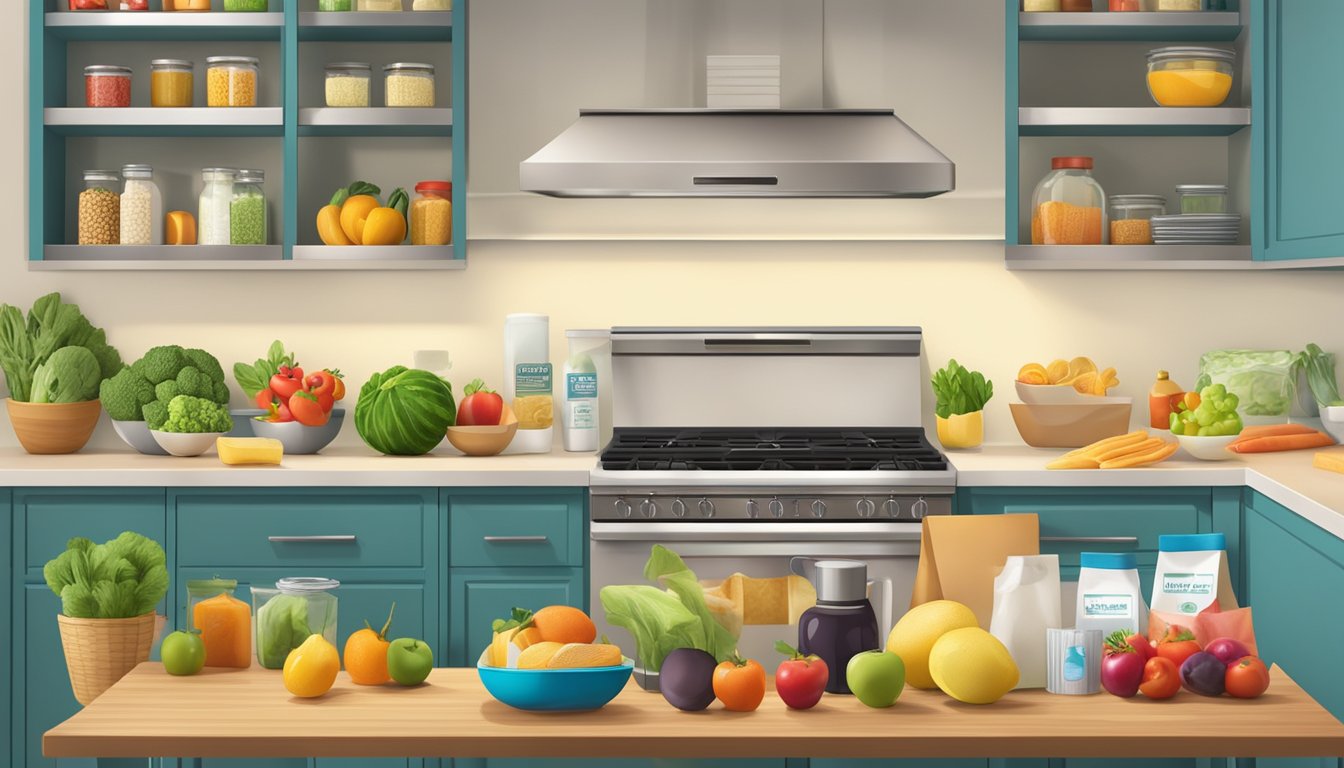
[1170,384,1243,437]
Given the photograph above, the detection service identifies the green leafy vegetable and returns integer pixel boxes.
[931,359,994,419]
[1296,343,1343,409]
[42,531,168,619]
[354,366,456,456]
[99,366,157,421]
[159,395,234,434]
[232,340,296,400]
[30,346,102,403]
[0,293,121,403]
[1195,349,1296,417]
[256,595,313,669]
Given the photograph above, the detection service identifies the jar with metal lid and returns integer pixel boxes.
[206,56,259,107]
[1108,194,1165,246]
[318,0,352,9]
[1060,0,1092,10]
[1176,184,1228,214]
[198,168,236,246]
[1032,156,1106,245]
[357,0,402,9]
[85,65,132,108]
[410,180,452,245]
[1147,47,1235,107]
[325,62,372,107]
[230,170,267,245]
[120,164,163,246]
[251,577,339,670]
[412,0,451,9]
[78,171,121,246]
[223,0,268,10]
[164,0,211,10]
[150,59,193,108]
[384,63,435,107]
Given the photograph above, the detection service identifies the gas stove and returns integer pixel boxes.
[598,427,948,472]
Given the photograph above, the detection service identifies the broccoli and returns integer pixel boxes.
[213,380,230,405]
[142,400,169,430]
[160,395,233,434]
[99,366,155,421]
[182,348,225,386]
[155,379,180,404]
[123,345,232,431]
[132,345,187,385]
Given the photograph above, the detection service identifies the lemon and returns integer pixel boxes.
[282,634,340,698]
[886,600,979,689]
[928,627,1019,705]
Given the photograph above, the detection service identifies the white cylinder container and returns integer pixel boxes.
[503,313,553,454]
[198,168,236,246]
[119,164,163,245]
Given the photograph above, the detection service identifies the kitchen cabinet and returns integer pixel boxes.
[448,490,586,569]
[812,760,988,767]
[447,568,585,667]
[1,489,10,768]
[455,761,786,768]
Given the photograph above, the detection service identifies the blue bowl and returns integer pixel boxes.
[476,651,633,712]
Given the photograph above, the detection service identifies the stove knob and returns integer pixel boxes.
[811,500,827,519]
[856,498,876,518]
[639,498,658,519]
[698,499,716,518]
[746,499,760,519]
[911,497,930,520]
[670,499,687,518]
[614,499,632,519]
[882,498,902,519]
[769,498,785,519]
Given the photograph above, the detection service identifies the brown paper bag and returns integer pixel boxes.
[911,514,1041,627]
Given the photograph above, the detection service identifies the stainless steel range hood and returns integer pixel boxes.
[519,109,955,198]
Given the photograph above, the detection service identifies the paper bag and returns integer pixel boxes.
[911,513,1041,627]
[700,573,816,634]
[989,554,1061,689]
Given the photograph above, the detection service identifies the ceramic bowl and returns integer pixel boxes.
[1324,405,1344,423]
[6,398,101,455]
[1015,381,1132,406]
[226,409,266,438]
[1176,433,1239,461]
[249,409,345,455]
[150,430,226,457]
[1009,402,1133,448]
[1320,417,1344,445]
[446,408,519,456]
[111,419,169,456]
[476,650,632,712]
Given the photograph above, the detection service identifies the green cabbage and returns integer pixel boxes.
[256,595,313,669]
[43,531,168,619]
[354,366,456,455]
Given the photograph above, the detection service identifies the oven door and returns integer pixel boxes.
[590,522,920,675]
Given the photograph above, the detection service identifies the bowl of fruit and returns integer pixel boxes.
[477,606,632,712]
[446,380,518,456]
[232,343,346,455]
[252,409,345,455]
[1017,358,1129,404]
[1169,385,1243,461]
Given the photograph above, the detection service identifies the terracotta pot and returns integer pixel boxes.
[56,613,157,706]
[5,398,102,454]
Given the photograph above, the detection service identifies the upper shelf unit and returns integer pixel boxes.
[44,10,284,40]
[298,10,452,41]
[1017,11,1242,41]
[1018,106,1251,136]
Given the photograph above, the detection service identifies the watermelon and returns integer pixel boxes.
[354,366,456,455]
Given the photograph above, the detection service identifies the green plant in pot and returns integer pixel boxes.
[932,359,993,450]
[44,531,169,705]
[0,293,122,454]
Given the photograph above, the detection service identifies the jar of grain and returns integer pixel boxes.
[223,0,268,10]
[230,170,267,246]
[85,66,132,108]
[206,56,259,107]
[384,63,435,107]
[318,0,352,9]
[1108,194,1165,246]
[1031,156,1106,245]
[78,171,121,246]
[164,0,212,10]
[120,165,163,246]
[412,0,451,9]
[151,59,194,108]
[325,63,372,108]
[199,168,236,246]
[358,0,402,9]
[410,180,452,245]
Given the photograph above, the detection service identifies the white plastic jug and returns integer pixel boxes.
[989,554,1061,689]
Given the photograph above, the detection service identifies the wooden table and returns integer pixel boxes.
[44,663,1344,760]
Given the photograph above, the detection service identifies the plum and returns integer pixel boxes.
[659,648,717,711]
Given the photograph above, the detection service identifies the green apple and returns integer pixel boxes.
[161,631,205,676]
[387,637,434,686]
[846,649,906,708]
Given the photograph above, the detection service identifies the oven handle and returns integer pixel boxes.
[590,522,924,542]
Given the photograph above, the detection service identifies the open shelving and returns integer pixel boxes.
[1017,10,1241,42]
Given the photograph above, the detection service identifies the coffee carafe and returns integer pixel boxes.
[791,557,879,694]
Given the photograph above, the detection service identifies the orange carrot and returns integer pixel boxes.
[1231,423,1318,445]
[1227,431,1335,454]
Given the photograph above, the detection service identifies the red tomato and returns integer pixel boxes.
[1225,656,1270,699]
[254,387,276,409]
[774,641,828,710]
[1156,627,1201,670]
[1138,656,1180,700]
[289,391,330,427]
[264,400,294,423]
[712,657,766,712]
[305,371,338,413]
[1126,633,1157,662]
[270,365,305,401]
[457,379,504,426]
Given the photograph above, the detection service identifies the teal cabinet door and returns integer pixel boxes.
[448,490,586,569]
[1,488,10,768]
[1257,0,1344,261]
[456,761,785,768]
[447,568,584,667]
[813,761,987,767]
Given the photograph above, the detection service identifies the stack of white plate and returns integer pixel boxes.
[1151,213,1241,245]
[707,55,780,109]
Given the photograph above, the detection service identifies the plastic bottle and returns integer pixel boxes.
[1149,370,1185,430]
[562,343,598,452]
[503,314,553,454]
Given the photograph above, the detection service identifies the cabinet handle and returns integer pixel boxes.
[1041,536,1139,544]
[267,535,357,543]
[483,535,549,543]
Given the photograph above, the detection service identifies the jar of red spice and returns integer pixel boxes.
[85,66,132,108]
[68,0,110,9]
[121,0,150,9]
[1061,0,1093,9]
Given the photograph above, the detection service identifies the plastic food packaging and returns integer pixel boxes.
[1032,157,1105,245]
[1195,349,1297,419]
[151,59,193,108]
[988,554,1060,689]
[1147,47,1235,107]
[252,577,339,670]
[1108,194,1165,245]
[188,578,251,668]
[410,181,452,245]
[85,65,132,108]
[1046,628,1102,695]
[1074,552,1148,636]
[562,331,601,452]
[503,313,553,454]
[1150,533,1238,619]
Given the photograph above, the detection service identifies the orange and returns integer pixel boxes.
[344,603,396,685]
[283,634,340,698]
[531,605,597,645]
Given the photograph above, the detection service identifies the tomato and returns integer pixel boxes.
[1138,656,1180,700]
[254,387,276,409]
[270,365,305,401]
[1225,656,1270,699]
[457,379,504,426]
[712,656,766,712]
[1126,633,1157,662]
[289,391,329,427]
[305,371,338,413]
[1156,627,1201,670]
[263,400,294,423]
[327,370,346,401]
[774,641,828,710]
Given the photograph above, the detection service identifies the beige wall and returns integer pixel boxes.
[4,1,1343,451]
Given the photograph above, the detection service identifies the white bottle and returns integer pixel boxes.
[562,350,599,452]
[503,313,553,454]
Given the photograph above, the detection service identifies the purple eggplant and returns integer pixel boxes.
[659,648,718,711]
[1203,637,1251,667]
[1180,651,1228,697]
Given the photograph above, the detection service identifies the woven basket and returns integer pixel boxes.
[56,613,156,706]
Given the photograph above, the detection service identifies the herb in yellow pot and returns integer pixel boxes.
[932,359,993,450]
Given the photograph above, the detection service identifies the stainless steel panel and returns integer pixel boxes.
[589,522,925,542]
[590,492,952,522]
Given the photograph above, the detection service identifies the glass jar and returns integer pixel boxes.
[207,56,259,107]
[78,171,121,246]
[188,578,251,669]
[68,0,109,9]
[198,168,236,246]
[120,164,164,246]
[150,59,194,108]
[410,180,452,245]
[223,0,268,9]
[252,577,339,670]
[1024,0,1061,9]
[1108,194,1165,246]
[1147,47,1235,107]
[1109,0,1158,9]
[318,0,352,9]
[1176,184,1229,214]
[230,170,267,245]
[412,0,451,9]
[384,63,435,107]
[1158,0,1200,8]
[1060,0,1092,10]
[325,63,372,108]
[164,0,211,9]
[121,0,149,9]
[84,65,132,108]
[1031,156,1105,245]
[357,0,402,9]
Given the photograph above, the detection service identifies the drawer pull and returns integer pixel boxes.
[1041,536,1139,544]
[267,535,357,543]
[483,535,550,543]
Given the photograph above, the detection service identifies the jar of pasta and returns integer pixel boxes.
[1108,194,1165,246]
[410,181,452,245]
[384,63,435,107]
[151,59,194,108]
[325,63,371,107]
[120,164,163,246]
[1031,156,1106,245]
[78,171,121,246]
[207,56,259,107]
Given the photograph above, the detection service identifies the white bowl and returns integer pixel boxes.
[1014,381,1132,406]
[1321,418,1344,444]
[111,419,169,456]
[150,430,226,457]
[1176,434,1239,461]
[1324,405,1344,423]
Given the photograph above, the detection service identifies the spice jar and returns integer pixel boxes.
[207,56,259,107]
[1176,184,1229,214]
[120,164,163,246]
[78,171,121,246]
[198,168,236,246]
[413,0,451,8]
[252,577,339,670]
[318,0,352,9]
[1031,157,1105,245]
[358,0,402,9]
[85,66,132,108]
[230,169,267,245]
[1108,195,1165,246]
[325,63,372,108]
[384,63,435,107]
[1060,0,1092,10]
[150,59,194,108]
[411,181,452,245]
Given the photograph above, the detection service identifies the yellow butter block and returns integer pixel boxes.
[1313,451,1344,475]
[217,437,283,466]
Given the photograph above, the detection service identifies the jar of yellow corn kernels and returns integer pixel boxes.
[206,56,259,107]
[1108,194,1165,246]
[384,62,435,107]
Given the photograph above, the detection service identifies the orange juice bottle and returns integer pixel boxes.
[189,579,252,668]
[1150,370,1185,430]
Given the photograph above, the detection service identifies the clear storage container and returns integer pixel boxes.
[68,0,109,8]
[223,0,268,9]
[120,164,163,246]
[1031,157,1105,245]
[1023,0,1061,9]
[252,577,339,670]
[78,170,121,246]
[318,0,352,9]
[410,180,452,245]
[1060,0,1092,10]
[1108,194,1165,246]
[85,65,132,108]
[384,63,435,107]
[151,59,194,108]
[1146,47,1235,107]
[325,62,372,107]
[1158,0,1200,8]
[189,578,251,669]
[413,0,451,8]
[1176,184,1229,214]
[230,169,267,245]
[207,56,260,107]
[358,0,402,9]
[164,0,212,9]
[1109,0,1158,9]
[198,167,236,246]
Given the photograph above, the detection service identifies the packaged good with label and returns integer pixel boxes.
[1075,552,1148,636]
[1151,533,1238,617]
[562,332,601,453]
[504,313,553,454]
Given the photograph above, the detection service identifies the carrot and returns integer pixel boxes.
[1227,431,1335,454]
[1100,441,1179,469]
[1230,423,1318,445]
[1063,430,1146,459]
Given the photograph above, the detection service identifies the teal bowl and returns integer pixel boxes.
[476,650,633,712]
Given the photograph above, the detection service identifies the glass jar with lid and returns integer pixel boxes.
[120,164,163,246]
[206,56,260,107]
[411,180,452,245]
[199,168,236,246]
[223,0,268,10]
[85,65,132,108]
[318,0,352,9]
[151,59,194,108]
[412,0,451,9]
[251,577,340,670]
[1060,0,1092,10]
[78,171,121,246]
[325,63,372,107]
[357,0,402,9]
[1108,194,1165,246]
[1176,184,1228,214]
[1146,47,1234,107]
[164,0,211,10]
[1024,0,1061,9]
[384,63,435,107]
[230,170,267,245]
[1031,156,1106,245]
